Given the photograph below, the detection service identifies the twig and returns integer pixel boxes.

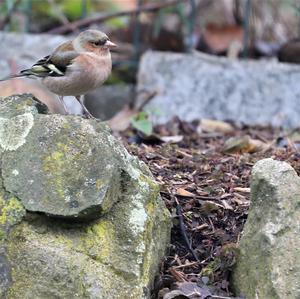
[172,261,199,269]
[175,198,200,262]
[134,90,157,110]
[47,0,186,34]
[211,296,238,299]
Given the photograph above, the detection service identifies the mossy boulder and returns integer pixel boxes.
[0,94,171,299]
[0,95,136,219]
[232,158,300,299]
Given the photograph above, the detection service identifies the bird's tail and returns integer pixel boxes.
[0,73,27,82]
[0,66,49,82]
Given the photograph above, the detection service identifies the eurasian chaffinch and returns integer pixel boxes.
[1,29,117,118]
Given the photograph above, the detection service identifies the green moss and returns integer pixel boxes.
[201,258,222,280]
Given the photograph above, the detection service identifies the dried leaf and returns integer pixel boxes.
[108,105,137,131]
[203,24,243,53]
[160,135,184,143]
[221,200,234,210]
[176,188,195,198]
[198,119,234,134]
[200,201,220,213]
[233,187,250,193]
[163,282,211,299]
[223,135,269,154]
[163,290,189,299]
[232,196,249,206]
[169,267,187,282]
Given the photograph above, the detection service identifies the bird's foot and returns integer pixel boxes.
[82,111,97,119]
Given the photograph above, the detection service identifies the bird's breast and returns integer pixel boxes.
[42,53,112,96]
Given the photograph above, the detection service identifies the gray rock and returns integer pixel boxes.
[0,94,171,298]
[84,85,134,120]
[232,158,300,299]
[0,32,68,74]
[137,51,300,128]
[0,95,124,219]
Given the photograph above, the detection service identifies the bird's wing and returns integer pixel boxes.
[20,41,80,78]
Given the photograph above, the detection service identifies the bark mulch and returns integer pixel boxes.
[119,117,300,299]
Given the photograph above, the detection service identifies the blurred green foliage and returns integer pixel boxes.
[130,111,153,136]
[31,0,89,21]
[0,0,130,32]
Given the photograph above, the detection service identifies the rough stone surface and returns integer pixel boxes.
[0,94,171,299]
[232,158,300,299]
[137,51,300,128]
[0,95,125,219]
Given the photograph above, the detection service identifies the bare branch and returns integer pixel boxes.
[47,0,186,35]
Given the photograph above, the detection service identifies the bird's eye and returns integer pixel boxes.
[93,40,107,46]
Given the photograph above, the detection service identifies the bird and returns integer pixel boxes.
[0,29,117,118]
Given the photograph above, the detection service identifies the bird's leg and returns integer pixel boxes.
[75,95,95,119]
[58,95,69,114]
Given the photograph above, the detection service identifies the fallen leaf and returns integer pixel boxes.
[163,282,211,299]
[176,188,195,198]
[160,135,184,143]
[158,288,172,299]
[200,201,221,213]
[131,111,153,136]
[221,200,234,210]
[198,119,234,134]
[232,197,249,206]
[169,267,187,282]
[233,187,250,193]
[108,105,137,131]
[163,290,189,299]
[223,135,269,154]
[203,23,244,53]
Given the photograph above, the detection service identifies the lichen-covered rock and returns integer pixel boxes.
[232,158,300,299]
[0,95,144,219]
[0,94,171,299]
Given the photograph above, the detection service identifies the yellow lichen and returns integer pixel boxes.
[43,151,66,198]
[82,220,116,263]
[0,197,25,226]
[42,142,74,199]
[95,179,103,190]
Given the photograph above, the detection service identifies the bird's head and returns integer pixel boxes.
[74,30,117,54]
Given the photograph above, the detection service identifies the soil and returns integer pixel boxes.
[119,117,300,298]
